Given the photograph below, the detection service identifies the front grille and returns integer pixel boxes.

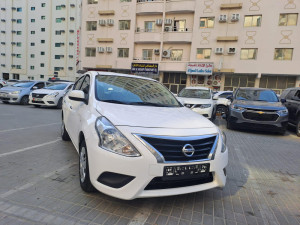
[32,93,47,98]
[145,172,213,190]
[0,97,10,101]
[242,111,279,121]
[32,100,44,104]
[140,135,217,162]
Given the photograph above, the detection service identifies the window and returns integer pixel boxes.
[30,54,35,58]
[55,31,61,35]
[30,66,35,70]
[85,48,96,57]
[121,0,131,2]
[54,67,61,71]
[171,49,183,61]
[86,21,97,31]
[41,40,45,44]
[279,13,298,26]
[41,16,45,20]
[81,76,90,99]
[13,74,20,79]
[55,55,61,59]
[31,31,35,34]
[56,18,62,23]
[31,19,35,23]
[16,54,21,58]
[16,65,21,69]
[41,28,45,32]
[119,20,131,30]
[74,76,85,90]
[17,19,22,24]
[41,52,45,55]
[162,72,187,94]
[56,6,61,10]
[240,48,257,60]
[88,0,98,4]
[274,48,293,60]
[142,49,153,60]
[31,7,35,11]
[41,3,46,7]
[259,76,296,92]
[196,48,212,59]
[200,17,214,28]
[17,8,22,12]
[16,42,21,47]
[30,43,35,46]
[40,63,44,67]
[118,48,129,58]
[17,31,22,35]
[144,21,155,32]
[40,75,44,78]
[174,20,186,32]
[244,15,262,27]
[55,43,61,47]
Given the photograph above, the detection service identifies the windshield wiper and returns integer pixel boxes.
[128,102,172,107]
[101,100,127,104]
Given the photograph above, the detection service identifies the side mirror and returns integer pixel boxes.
[69,90,87,104]
[213,95,219,100]
[280,99,286,103]
[32,86,38,90]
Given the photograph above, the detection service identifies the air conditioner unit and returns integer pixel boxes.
[1,8,6,11]
[97,47,105,53]
[11,42,16,45]
[12,30,16,33]
[11,7,16,10]
[165,19,172,25]
[99,20,106,26]
[70,4,75,7]
[156,19,162,26]
[106,47,112,53]
[1,53,5,56]
[164,26,172,32]
[1,64,5,67]
[215,47,223,54]
[1,19,6,22]
[162,50,171,58]
[69,42,74,46]
[61,4,66,8]
[69,29,74,33]
[154,49,160,55]
[136,27,140,32]
[60,30,65,33]
[70,17,75,21]
[60,42,65,46]
[231,14,240,22]
[11,19,16,22]
[1,31,5,33]
[69,55,74,58]
[107,19,114,26]
[219,15,227,22]
[11,53,16,56]
[0,42,5,45]
[228,47,236,54]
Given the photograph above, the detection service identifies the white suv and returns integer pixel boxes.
[61,72,228,200]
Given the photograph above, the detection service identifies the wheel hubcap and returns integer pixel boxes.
[80,147,87,183]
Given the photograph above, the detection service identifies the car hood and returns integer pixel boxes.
[0,86,25,93]
[177,97,212,105]
[32,89,63,94]
[96,102,215,129]
[233,100,286,110]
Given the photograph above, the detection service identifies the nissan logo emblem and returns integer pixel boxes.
[182,144,195,157]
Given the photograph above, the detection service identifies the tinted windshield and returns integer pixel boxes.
[178,89,211,99]
[12,82,34,88]
[235,89,279,102]
[95,75,181,107]
[45,83,68,90]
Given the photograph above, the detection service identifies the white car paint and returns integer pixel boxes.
[62,71,228,200]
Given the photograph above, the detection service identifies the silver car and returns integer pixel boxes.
[0,81,49,105]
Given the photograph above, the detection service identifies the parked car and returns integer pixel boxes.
[280,87,300,136]
[176,87,217,120]
[0,81,48,105]
[226,87,288,134]
[61,72,228,200]
[0,79,8,88]
[214,91,233,114]
[29,82,73,109]
[6,79,20,86]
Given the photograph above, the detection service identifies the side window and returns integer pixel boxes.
[219,92,232,98]
[34,82,45,89]
[286,90,296,100]
[294,90,300,101]
[73,77,85,90]
[80,76,90,94]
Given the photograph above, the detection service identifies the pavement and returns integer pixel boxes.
[0,103,299,225]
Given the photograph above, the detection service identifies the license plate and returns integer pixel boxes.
[33,98,42,101]
[0,93,6,97]
[163,163,210,180]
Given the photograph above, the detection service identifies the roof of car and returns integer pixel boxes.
[183,86,211,90]
[237,87,273,91]
[84,71,158,82]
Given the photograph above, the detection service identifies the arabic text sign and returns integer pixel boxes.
[186,62,214,75]
[131,63,159,75]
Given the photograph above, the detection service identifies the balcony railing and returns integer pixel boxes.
[164,27,192,32]
[133,57,160,61]
[137,0,163,2]
[136,28,161,33]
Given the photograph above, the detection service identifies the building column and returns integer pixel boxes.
[220,73,225,91]
[296,75,300,87]
[254,73,261,88]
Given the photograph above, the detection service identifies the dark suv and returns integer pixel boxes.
[226,88,289,134]
[280,87,300,136]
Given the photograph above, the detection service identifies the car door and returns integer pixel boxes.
[67,75,90,147]
[289,90,300,124]
[285,89,297,123]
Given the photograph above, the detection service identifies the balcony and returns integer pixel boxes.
[220,3,242,10]
[165,0,195,13]
[135,29,161,43]
[136,0,164,15]
[98,10,115,15]
[97,38,114,43]
[217,36,238,42]
[163,27,192,43]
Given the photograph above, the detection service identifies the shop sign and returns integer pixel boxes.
[131,63,159,75]
[186,62,213,75]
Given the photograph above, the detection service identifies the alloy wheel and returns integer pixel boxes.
[80,147,87,183]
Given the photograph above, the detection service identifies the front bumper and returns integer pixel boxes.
[85,126,228,200]
[191,107,213,119]
[0,93,21,103]
[29,95,59,106]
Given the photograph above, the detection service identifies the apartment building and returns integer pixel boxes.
[81,0,300,94]
[0,0,81,81]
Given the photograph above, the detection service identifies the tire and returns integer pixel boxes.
[79,140,96,192]
[296,117,300,137]
[2,101,9,104]
[217,105,227,115]
[20,95,29,105]
[56,98,63,109]
[34,105,41,108]
[226,119,234,130]
[0,84,3,88]
[61,120,71,141]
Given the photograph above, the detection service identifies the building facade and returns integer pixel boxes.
[81,0,300,94]
[0,0,82,81]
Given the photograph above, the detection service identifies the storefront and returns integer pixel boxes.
[259,74,297,95]
[162,72,187,94]
[224,73,257,91]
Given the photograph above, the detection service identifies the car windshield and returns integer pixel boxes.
[95,75,181,107]
[178,89,211,99]
[12,82,34,88]
[235,89,279,102]
[45,83,68,90]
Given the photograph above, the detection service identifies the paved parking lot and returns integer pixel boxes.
[0,103,299,225]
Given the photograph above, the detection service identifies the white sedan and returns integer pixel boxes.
[29,82,73,108]
[61,71,228,200]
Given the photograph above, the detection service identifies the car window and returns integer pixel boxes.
[219,92,232,98]
[73,77,85,90]
[294,90,300,101]
[178,89,211,99]
[80,76,90,94]
[286,90,296,100]
[34,82,45,89]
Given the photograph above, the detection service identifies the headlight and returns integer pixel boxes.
[218,129,227,153]
[48,92,59,97]
[11,91,20,94]
[95,117,141,157]
[193,104,211,109]
[231,104,244,111]
[278,109,288,114]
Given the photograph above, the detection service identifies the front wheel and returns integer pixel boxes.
[296,117,300,137]
[79,140,96,192]
[20,95,29,105]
